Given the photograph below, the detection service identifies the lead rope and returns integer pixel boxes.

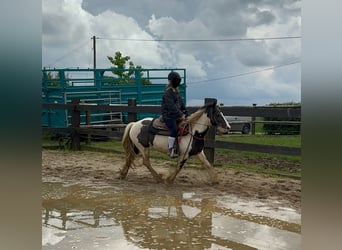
[176,117,212,165]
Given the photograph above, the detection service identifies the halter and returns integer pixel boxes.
[207,105,222,126]
[177,122,209,165]
[179,104,222,139]
[187,124,209,140]
[176,105,220,165]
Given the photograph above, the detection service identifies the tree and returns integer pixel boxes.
[107,51,150,85]
[44,71,71,87]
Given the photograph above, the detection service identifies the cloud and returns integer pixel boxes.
[43,0,93,47]
[42,0,301,106]
[234,41,274,67]
[42,0,166,68]
[82,0,197,25]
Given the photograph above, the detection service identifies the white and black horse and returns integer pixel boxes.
[120,100,230,184]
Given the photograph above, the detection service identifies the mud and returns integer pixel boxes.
[42,149,301,211]
[42,149,301,249]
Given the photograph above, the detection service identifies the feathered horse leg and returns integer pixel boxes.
[142,148,164,183]
[119,122,136,180]
[197,150,219,185]
[165,157,188,185]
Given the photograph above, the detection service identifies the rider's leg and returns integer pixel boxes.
[164,118,178,158]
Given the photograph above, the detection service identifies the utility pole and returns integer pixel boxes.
[92,35,97,85]
[92,35,96,69]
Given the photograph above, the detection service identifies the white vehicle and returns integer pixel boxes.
[225,116,252,134]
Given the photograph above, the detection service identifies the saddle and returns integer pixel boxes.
[150,117,189,136]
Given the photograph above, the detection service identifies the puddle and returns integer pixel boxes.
[42,182,301,250]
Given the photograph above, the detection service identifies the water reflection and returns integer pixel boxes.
[42,182,300,250]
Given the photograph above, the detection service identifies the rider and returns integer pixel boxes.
[161,71,188,158]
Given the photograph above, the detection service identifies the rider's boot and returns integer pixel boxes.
[168,137,178,158]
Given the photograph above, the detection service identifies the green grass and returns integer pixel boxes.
[218,162,300,179]
[215,147,300,162]
[43,134,301,179]
[216,134,301,147]
[215,134,301,163]
[84,140,301,179]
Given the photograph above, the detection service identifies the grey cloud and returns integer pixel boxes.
[82,0,299,38]
[254,10,275,25]
[234,42,273,67]
[43,14,68,35]
[82,0,196,26]
[197,1,249,37]
[43,0,301,105]
[42,15,71,47]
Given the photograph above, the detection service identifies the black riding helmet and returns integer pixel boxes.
[168,71,181,88]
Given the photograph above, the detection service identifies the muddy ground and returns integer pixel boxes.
[42,149,301,212]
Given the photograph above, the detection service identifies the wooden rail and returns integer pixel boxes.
[42,99,301,162]
[42,103,301,119]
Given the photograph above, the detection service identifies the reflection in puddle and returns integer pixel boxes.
[42,182,300,250]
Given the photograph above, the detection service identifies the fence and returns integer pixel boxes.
[42,98,301,162]
[42,68,186,127]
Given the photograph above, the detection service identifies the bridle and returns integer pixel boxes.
[207,105,225,127]
[180,105,222,141]
[188,125,209,140]
[176,105,222,164]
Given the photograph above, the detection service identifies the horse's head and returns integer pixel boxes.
[205,100,231,133]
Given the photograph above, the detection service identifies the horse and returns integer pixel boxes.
[119,100,231,185]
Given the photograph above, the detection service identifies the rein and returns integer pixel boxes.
[181,122,209,140]
[176,110,214,165]
[177,123,209,165]
[189,126,209,140]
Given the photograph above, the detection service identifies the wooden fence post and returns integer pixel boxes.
[252,103,257,135]
[127,98,137,123]
[85,102,91,125]
[204,98,217,164]
[85,101,92,143]
[71,98,81,150]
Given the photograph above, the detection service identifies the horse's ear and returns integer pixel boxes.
[205,99,217,106]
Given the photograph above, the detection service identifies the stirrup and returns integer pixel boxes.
[169,148,178,158]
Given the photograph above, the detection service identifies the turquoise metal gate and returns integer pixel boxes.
[42,68,186,127]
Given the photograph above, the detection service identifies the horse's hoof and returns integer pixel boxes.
[154,174,164,183]
[210,180,219,186]
[118,173,127,180]
[164,177,174,185]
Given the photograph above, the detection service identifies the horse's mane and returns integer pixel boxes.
[186,104,212,124]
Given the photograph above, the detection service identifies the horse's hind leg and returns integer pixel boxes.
[197,150,219,185]
[142,149,163,183]
[165,158,187,185]
[119,163,130,180]
[119,147,136,180]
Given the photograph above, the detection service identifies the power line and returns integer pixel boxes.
[46,40,90,67]
[97,36,301,42]
[188,60,301,85]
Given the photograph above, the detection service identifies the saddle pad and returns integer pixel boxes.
[150,118,189,137]
[152,118,169,131]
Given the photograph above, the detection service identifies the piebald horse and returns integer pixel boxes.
[120,100,230,184]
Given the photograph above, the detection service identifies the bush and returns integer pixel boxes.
[263,102,301,135]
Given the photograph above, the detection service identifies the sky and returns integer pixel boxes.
[42,0,301,106]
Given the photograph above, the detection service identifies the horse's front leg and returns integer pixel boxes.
[142,149,164,183]
[165,158,187,185]
[197,150,219,185]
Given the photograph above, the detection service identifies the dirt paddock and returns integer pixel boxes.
[42,149,301,212]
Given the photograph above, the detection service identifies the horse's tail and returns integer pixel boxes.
[122,122,138,169]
